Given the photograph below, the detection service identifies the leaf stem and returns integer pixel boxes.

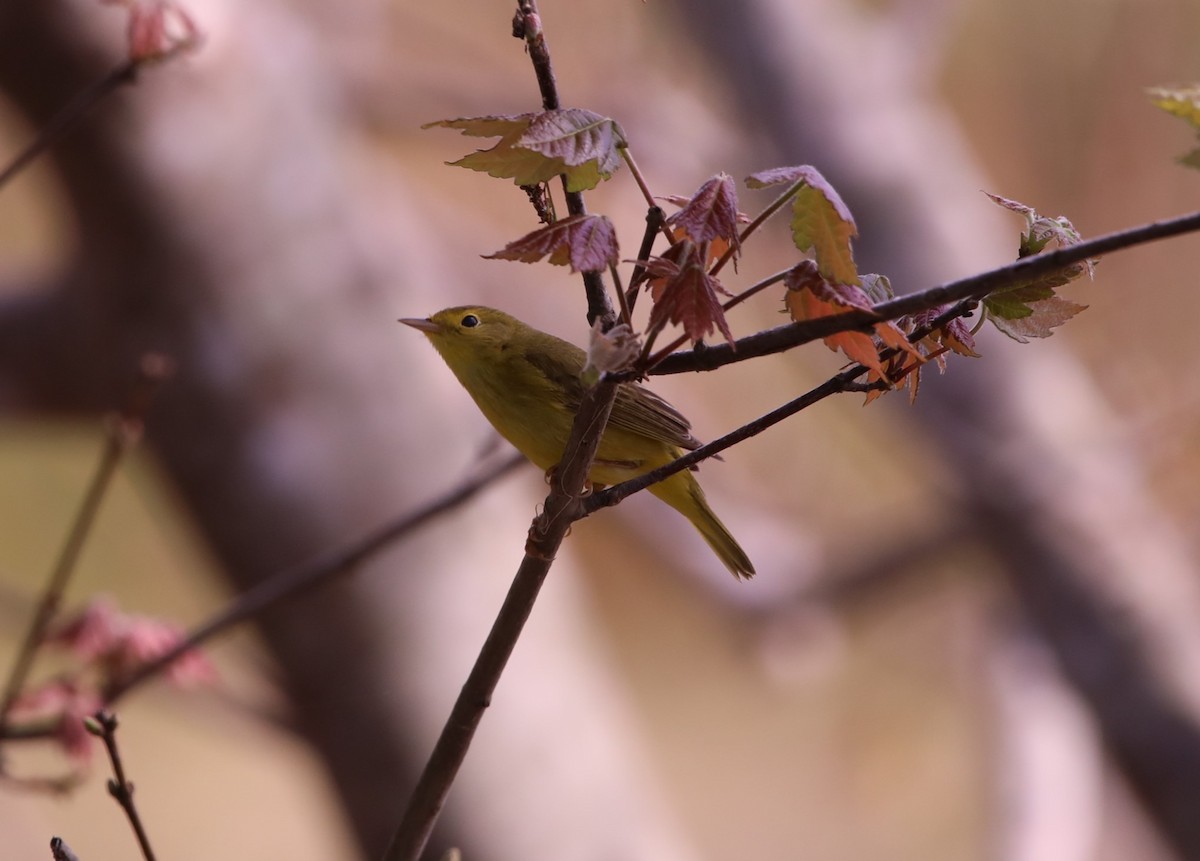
[709,179,804,277]
[620,148,654,209]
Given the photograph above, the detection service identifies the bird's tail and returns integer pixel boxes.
[653,472,755,579]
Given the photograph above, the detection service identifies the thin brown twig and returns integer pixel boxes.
[626,205,665,314]
[0,355,172,732]
[610,262,631,328]
[516,0,614,327]
[0,61,138,191]
[50,837,82,861]
[86,712,157,861]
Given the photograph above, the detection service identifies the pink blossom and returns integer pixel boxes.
[10,680,104,765]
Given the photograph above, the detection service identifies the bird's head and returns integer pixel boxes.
[400,306,524,368]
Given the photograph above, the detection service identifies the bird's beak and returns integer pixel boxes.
[399,317,440,334]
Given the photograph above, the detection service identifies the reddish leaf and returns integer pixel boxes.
[803,270,874,311]
[784,261,919,374]
[746,165,855,226]
[666,173,741,255]
[647,241,734,346]
[485,214,618,273]
[910,305,980,359]
[783,260,872,310]
[519,109,626,173]
[940,316,979,357]
[784,262,880,371]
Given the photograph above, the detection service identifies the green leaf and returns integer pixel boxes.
[982,284,1055,320]
[792,183,859,285]
[747,165,859,286]
[1148,85,1200,129]
[422,115,537,137]
[988,296,1088,343]
[859,273,894,304]
[452,129,565,187]
[424,109,627,191]
[982,191,1095,341]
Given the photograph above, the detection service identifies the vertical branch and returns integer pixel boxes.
[515,0,614,327]
[626,204,665,314]
[387,7,636,858]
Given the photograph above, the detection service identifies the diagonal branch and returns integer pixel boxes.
[383,381,618,861]
[101,451,526,704]
[86,711,158,861]
[649,208,1200,376]
[586,367,868,516]
[589,299,972,512]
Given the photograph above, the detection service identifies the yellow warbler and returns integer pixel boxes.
[401,306,754,579]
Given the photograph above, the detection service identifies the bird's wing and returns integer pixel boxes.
[610,384,701,451]
[522,343,701,451]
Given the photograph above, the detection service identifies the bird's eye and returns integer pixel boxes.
[461,314,480,328]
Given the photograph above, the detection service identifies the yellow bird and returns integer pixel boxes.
[401,306,754,579]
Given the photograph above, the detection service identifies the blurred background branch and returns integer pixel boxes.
[2,0,1199,859]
